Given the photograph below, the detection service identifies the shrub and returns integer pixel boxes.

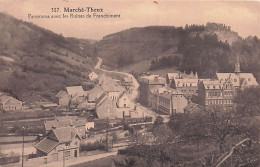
[80,141,106,151]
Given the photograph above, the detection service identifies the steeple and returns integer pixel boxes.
[234,54,241,74]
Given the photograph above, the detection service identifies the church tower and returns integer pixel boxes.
[234,54,241,74]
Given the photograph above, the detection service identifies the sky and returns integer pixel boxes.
[0,0,260,40]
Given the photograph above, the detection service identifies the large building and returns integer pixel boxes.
[138,74,166,106]
[167,72,199,99]
[151,87,189,115]
[198,56,258,109]
[198,78,235,109]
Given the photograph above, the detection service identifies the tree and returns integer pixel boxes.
[153,115,164,128]
[234,87,260,116]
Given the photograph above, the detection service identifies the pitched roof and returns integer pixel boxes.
[34,137,59,154]
[239,73,258,86]
[184,102,205,113]
[98,74,114,85]
[167,73,179,80]
[88,85,104,102]
[101,81,125,93]
[52,127,81,143]
[95,93,108,106]
[66,86,84,96]
[45,118,86,131]
[0,95,21,104]
[56,91,68,98]
[175,79,198,87]
[216,73,240,87]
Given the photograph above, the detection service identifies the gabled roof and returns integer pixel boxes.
[117,92,130,104]
[101,81,125,93]
[239,73,258,86]
[52,127,81,143]
[0,95,21,104]
[45,118,86,132]
[95,93,108,106]
[175,79,198,87]
[184,102,205,113]
[35,127,81,154]
[98,74,114,85]
[88,85,104,102]
[34,137,59,154]
[167,73,179,80]
[66,86,84,96]
[56,91,69,98]
[216,73,240,87]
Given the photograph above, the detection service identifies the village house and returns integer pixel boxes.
[87,85,104,103]
[89,71,99,81]
[34,126,81,163]
[166,71,198,85]
[116,92,132,118]
[44,116,87,138]
[95,94,117,119]
[66,86,86,98]
[56,91,70,107]
[138,74,166,106]
[0,94,23,111]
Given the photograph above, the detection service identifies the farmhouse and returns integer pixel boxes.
[35,126,81,162]
[44,116,86,138]
[0,95,23,111]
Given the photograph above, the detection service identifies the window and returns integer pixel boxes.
[234,79,237,82]
[248,78,251,81]
[65,143,70,148]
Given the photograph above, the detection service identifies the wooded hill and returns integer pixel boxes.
[95,23,260,81]
[0,13,96,103]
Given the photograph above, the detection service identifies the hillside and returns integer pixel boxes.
[95,24,240,70]
[0,13,96,103]
[95,23,260,81]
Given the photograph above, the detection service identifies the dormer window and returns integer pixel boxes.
[213,85,216,89]
[207,85,210,89]
[248,78,251,81]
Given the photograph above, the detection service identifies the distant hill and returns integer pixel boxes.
[95,23,240,69]
[95,23,260,81]
[0,13,96,103]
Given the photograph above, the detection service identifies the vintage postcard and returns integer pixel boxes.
[0,0,260,166]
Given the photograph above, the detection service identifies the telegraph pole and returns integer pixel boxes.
[106,117,108,150]
[63,148,65,167]
[22,127,25,167]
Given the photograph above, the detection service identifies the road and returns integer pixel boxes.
[95,57,169,122]
[95,57,139,102]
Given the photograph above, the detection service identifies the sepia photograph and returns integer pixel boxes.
[0,0,260,166]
